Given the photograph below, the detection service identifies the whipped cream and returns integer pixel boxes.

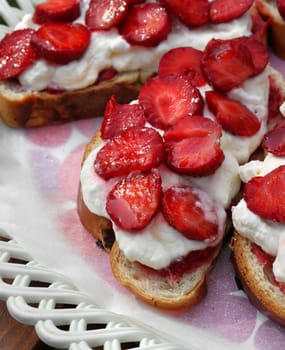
[201,69,270,164]
[81,142,239,269]
[15,0,253,91]
[232,153,285,283]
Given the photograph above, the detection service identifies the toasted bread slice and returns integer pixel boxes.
[230,231,285,326]
[0,71,143,128]
[110,241,222,309]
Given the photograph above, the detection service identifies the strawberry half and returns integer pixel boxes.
[33,0,81,24]
[205,90,261,136]
[164,116,224,176]
[262,120,285,156]
[138,75,204,130]
[162,185,219,241]
[31,23,90,64]
[85,0,129,31]
[119,3,171,47]
[244,165,285,223]
[95,127,164,180]
[158,47,206,87]
[0,29,36,80]
[106,169,161,230]
[101,96,146,139]
[160,0,210,27]
[201,37,268,92]
[209,0,254,24]
[277,0,285,20]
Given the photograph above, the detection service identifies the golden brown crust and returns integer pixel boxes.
[77,129,115,251]
[256,0,285,59]
[0,72,142,127]
[230,231,285,326]
[110,241,222,309]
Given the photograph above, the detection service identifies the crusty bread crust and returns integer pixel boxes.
[110,241,222,309]
[256,0,285,59]
[77,129,116,251]
[0,71,142,127]
[231,231,285,326]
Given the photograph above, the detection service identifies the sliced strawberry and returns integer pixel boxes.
[164,116,224,176]
[162,185,219,241]
[95,67,117,84]
[0,29,36,80]
[126,0,144,4]
[209,0,254,23]
[33,0,81,24]
[160,0,210,27]
[267,76,284,128]
[119,3,171,47]
[201,37,267,92]
[95,127,164,180]
[244,36,269,74]
[244,165,285,222]
[138,75,204,130]
[277,0,285,20]
[251,9,269,43]
[101,96,146,139]
[205,90,261,136]
[85,0,129,31]
[31,23,90,64]
[106,169,161,230]
[158,47,206,87]
[262,120,285,156]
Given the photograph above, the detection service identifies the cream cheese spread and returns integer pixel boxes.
[15,0,253,91]
[232,153,285,283]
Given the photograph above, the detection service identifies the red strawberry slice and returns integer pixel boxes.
[209,0,254,23]
[267,76,284,127]
[262,120,285,156]
[106,169,161,230]
[202,37,268,92]
[277,0,285,20]
[138,75,204,130]
[158,47,206,87]
[162,185,219,241]
[95,67,117,84]
[244,165,285,223]
[160,0,210,27]
[101,96,146,139]
[164,116,224,176]
[251,9,269,43]
[85,0,129,31]
[119,3,171,47]
[244,36,269,74]
[0,29,36,80]
[31,23,91,64]
[33,0,81,24]
[95,127,164,180]
[205,90,261,136]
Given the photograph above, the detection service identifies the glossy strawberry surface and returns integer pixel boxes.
[138,75,204,130]
[95,127,164,179]
[162,185,219,241]
[106,169,161,230]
